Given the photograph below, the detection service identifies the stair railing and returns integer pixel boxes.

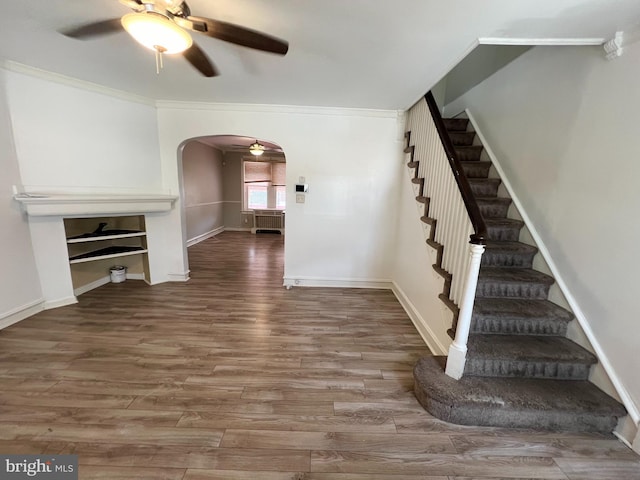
[406,91,486,379]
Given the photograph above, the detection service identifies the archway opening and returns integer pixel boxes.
[178,134,286,275]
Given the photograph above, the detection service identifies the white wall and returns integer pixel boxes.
[5,70,162,193]
[443,45,531,106]
[156,103,402,286]
[0,70,43,325]
[4,69,167,301]
[392,164,452,354]
[182,141,224,242]
[445,44,640,422]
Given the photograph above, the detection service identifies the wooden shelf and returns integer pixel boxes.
[64,215,150,291]
[69,246,147,264]
[67,232,146,244]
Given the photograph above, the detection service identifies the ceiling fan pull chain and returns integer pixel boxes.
[155,48,161,74]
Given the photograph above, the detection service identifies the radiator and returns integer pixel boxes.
[251,210,285,234]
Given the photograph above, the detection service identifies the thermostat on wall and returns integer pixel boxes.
[295,184,308,193]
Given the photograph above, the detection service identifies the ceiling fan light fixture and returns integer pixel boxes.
[249,141,265,156]
[121,12,192,54]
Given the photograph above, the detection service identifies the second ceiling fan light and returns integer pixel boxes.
[249,141,265,156]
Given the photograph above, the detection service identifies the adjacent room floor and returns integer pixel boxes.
[0,231,638,479]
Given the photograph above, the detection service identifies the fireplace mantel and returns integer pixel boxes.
[14,193,178,217]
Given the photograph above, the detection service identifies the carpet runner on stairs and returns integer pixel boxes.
[408,117,626,433]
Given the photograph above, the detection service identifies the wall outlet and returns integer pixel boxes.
[296,194,305,204]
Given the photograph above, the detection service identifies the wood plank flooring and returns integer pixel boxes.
[1,231,638,479]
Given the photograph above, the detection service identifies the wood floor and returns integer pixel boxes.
[1,231,638,479]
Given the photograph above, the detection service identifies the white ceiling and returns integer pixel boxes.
[1,0,639,110]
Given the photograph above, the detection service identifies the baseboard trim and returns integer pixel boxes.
[467,108,640,426]
[74,276,111,296]
[283,277,392,290]
[392,281,447,355]
[187,226,224,247]
[0,299,45,330]
[73,273,147,296]
[224,227,252,232]
[168,272,190,282]
[614,415,639,452]
[44,296,78,310]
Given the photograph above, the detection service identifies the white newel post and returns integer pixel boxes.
[445,242,485,379]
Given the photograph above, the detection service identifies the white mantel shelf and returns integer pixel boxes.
[14,193,178,216]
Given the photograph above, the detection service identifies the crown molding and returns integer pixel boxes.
[478,37,605,46]
[1,60,156,107]
[155,100,402,119]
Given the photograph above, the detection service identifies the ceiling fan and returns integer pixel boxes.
[61,0,289,77]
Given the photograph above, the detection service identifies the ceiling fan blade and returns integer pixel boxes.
[61,18,123,39]
[185,16,288,55]
[182,42,219,77]
[118,0,143,9]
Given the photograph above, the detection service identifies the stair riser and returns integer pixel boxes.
[464,359,591,380]
[443,119,469,131]
[487,226,521,242]
[414,356,626,434]
[470,317,569,336]
[449,132,475,146]
[478,203,510,218]
[482,251,535,268]
[456,147,483,161]
[461,163,490,178]
[476,280,550,299]
[470,181,499,197]
[422,395,620,433]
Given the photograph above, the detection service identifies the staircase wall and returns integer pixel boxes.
[391,160,452,355]
[444,43,640,428]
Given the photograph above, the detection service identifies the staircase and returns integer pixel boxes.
[409,117,626,433]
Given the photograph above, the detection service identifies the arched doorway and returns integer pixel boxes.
[178,134,286,273]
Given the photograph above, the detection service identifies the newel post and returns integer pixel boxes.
[445,242,485,379]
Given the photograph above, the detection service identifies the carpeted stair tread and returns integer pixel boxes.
[468,178,501,197]
[455,145,484,161]
[413,356,626,432]
[461,161,491,178]
[449,131,475,146]
[482,241,537,268]
[465,335,597,379]
[477,267,554,299]
[485,218,524,241]
[443,118,469,131]
[471,298,573,336]
[476,197,512,218]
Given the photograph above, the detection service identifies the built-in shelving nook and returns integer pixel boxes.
[65,215,149,293]
[14,192,178,304]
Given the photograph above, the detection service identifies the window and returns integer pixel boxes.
[243,160,286,210]
[247,183,269,209]
[276,186,286,209]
